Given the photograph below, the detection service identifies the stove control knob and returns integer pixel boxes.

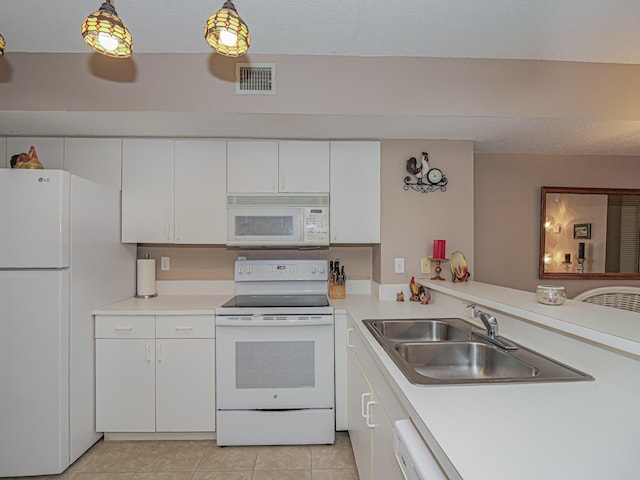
[246,266,253,274]
[310,266,317,274]
[237,265,244,274]
[318,265,326,274]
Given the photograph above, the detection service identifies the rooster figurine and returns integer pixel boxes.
[11,146,44,169]
[405,157,422,179]
[409,276,420,302]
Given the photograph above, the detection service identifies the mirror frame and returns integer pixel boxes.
[539,186,640,280]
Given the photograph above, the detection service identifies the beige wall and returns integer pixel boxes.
[3,53,640,127]
[474,154,640,298]
[378,140,474,285]
[138,245,374,282]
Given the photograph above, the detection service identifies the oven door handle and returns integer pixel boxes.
[216,317,334,327]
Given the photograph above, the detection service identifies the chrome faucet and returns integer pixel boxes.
[467,304,518,350]
[478,311,499,338]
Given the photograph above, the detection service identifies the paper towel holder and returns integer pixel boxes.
[136,254,158,298]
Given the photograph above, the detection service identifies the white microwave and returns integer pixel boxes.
[226,194,330,247]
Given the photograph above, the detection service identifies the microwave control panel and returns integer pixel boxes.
[303,207,329,244]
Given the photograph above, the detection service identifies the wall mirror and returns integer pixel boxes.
[539,186,640,279]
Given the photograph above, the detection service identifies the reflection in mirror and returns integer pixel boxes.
[540,187,640,279]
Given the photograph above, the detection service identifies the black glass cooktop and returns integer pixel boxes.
[220,294,330,309]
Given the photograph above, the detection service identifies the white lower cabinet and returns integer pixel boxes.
[95,315,215,433]
[347,315,404,480]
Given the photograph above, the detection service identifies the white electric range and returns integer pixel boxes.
[215,259,335,446]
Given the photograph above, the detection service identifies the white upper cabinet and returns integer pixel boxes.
[278,141,330,193]
[174,140,227,244]
[64,138,122,190]
[227,140,279,193]
[7,137,64,170]
[122,139,175,243]
[122,139,227,244]
[330,141,381,243]
[227,140,330,193]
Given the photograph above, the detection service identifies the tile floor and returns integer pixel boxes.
[11,432,359,480]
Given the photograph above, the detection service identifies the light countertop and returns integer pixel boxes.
[337,283,640,480]
[92,294,232,315]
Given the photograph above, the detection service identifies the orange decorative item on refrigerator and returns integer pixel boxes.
[11,146,44,169]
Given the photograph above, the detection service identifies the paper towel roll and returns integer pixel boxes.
[136,258,157,298]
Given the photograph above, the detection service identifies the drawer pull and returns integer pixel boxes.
[346,327,355,347]
[361,392,371,418]
[114,326,134,331]
[365,400,378,428]
[175,326,194,331]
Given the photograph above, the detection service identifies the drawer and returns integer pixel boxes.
[156,315,215,339]
[95,315,155,339]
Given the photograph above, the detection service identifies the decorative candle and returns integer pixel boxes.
[433,240,446,259]
[578,242,585,259]
[564,253,571,263]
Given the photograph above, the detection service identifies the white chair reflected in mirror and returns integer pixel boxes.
[573,286,640,313]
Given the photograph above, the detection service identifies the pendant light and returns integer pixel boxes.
[81,1,132,58]
[0,33,5,56]
[204,1,250,57]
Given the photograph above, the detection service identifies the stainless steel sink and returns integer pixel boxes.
[366,319,472,342]
[396,342,538,381]
[363,318,593,385]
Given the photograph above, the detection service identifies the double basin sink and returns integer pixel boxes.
[363,318,593,385]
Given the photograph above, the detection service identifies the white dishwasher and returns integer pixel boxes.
[393,419,447,480]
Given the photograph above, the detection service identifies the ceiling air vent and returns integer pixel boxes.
[235,63,276,95]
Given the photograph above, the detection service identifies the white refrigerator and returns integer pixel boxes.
[0,169,136,477]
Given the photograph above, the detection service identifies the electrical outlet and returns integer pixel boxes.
[394,257,405,274]
[161,256,170,271]
[421,258,431,274]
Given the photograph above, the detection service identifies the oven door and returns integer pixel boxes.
[216,318,334,410]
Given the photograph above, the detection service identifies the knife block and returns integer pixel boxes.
[329,283,346,299]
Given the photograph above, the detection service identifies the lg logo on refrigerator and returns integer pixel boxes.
[38,177,51,183]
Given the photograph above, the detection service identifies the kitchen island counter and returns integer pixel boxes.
[332,282,640,480]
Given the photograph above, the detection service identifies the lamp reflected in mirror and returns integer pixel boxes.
[540,187,640,279]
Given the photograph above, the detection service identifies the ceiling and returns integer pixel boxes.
[2,0,640,62]
[2,1,640,155]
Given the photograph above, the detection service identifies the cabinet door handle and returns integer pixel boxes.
[346,328,355,348]
[272,173,277,191]
[361,392,371,418]
[167,224,172,241]
[280,172,285,191]
[176,225,181,242]
[157,343,163,361]
[365,400,378,428]
[146,344,152,361]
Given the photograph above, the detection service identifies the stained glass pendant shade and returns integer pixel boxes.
[204,1,250,57]
[82,1,133,58]
[0,33,5,56]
